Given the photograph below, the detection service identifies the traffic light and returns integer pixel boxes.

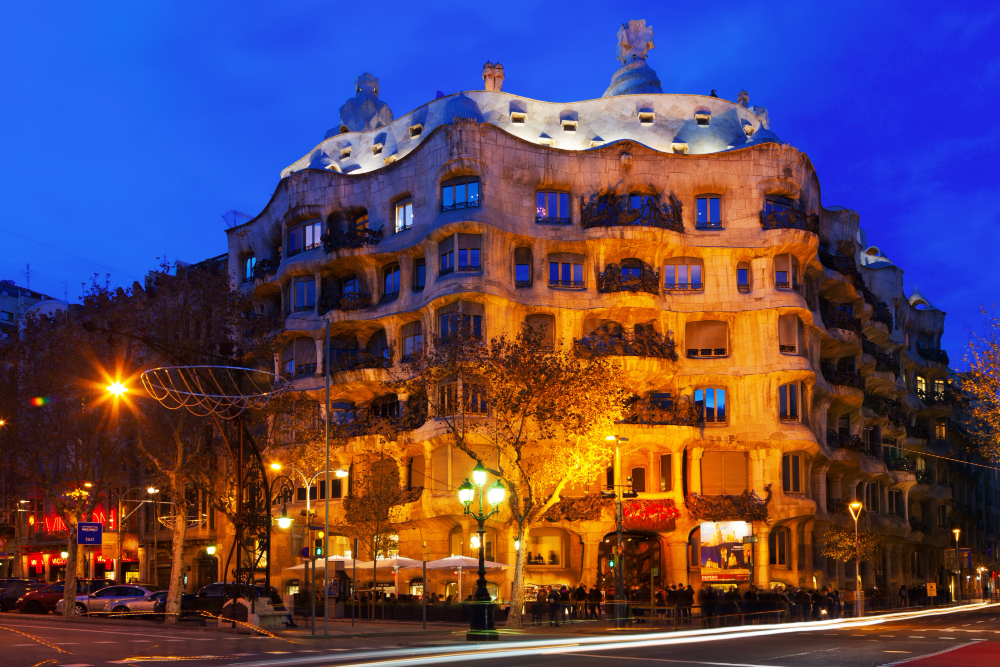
[608,558,615,568]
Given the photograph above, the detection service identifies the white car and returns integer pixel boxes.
[55,585,160,616]
[115,590,167,616]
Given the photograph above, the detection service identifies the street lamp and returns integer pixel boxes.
[848,501,864,618]
[106,382,128,396]
[277,505,292,530]
[953,528,962,604]
[603,434,632,628]
[458,461,505,641]
[206,544,216,556]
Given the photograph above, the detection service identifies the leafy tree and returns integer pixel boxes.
[391,321,628,627]
[961,309,1000,463]
[819,524,887,573]
[0,293,130,617]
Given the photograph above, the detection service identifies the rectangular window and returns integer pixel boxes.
[402,321,423,360]
[778,314,800,354]
[288,220,322,256]
[664,258,704,290]
[437,384,457,416]
[548,261,583,287]
[439,302,484,341]
[769,530,788,566]
[441,179,480,211]
[383,265,400,300]
[243,256,257,282]
[779,382,799,421]
[457,234,482,271]
[514,247,532,287]
[701,451,748,495]
[934,418,946,440]
[694,387,727,423]
[630,467,646,493]
[0,311,13,322]
[866,483,881,514]
[527,533,564,566]
[685,320,728,357]
[440,233,455,275]
[294,278,316,311]
[413,259,426,291]
[774,253,800,290]
[659,454,672,492]
[536,191,570,223]
[696,196,721,229]
[782,454,801,493]
[737,267,749,291]
[888,489,903,517]
[463,382,488,414]
[937,504,947,527]
[395,200,413,232]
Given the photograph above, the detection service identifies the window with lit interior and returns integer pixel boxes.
[441,177,480,211]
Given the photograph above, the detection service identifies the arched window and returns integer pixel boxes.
[401,321,423,361]
[737,261,751,293]
[441,176,480,211]
[395,198,413,233]
[774,254,800,290]
[685,320,728,358]
[514,247,532,287]
[382,263,400,301]
[367,330,390,361]
[437,301,484,341]
[525,314,555,349]
[768,527,790,566]
[243,255,256,282]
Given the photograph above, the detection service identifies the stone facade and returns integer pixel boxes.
[226,23,998,602]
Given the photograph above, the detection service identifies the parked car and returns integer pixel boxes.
[55,584,161,616]
[179,583,271,618]
[123,589,168,618]
[0,579,43,612]
[16,579,115,614]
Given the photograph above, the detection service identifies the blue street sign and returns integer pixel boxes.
[301,546,311,558]
[78,522,102,546]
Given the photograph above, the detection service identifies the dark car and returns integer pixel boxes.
[16,579,115,614]
[0,579,42,612]
[179,583,270,618]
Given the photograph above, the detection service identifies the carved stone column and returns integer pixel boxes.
[789,520,801,586]
[667,538,689,587]
[754,523,770,588]
[829,472,844,503]
[672,449,684,505]
[749,449,769,496]
[314,338,324,375]
[689,447,704,495]
[812,464,830,513]
[802,519,815,588]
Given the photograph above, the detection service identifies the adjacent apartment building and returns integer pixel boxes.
[226,20,999,602]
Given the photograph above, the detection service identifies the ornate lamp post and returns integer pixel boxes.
[952,528,962,604]
[848,501,863,618]
[458,462,505,641]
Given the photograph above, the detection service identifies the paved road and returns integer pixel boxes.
[0,604,996,667]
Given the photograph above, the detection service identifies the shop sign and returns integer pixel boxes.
[51,557,67,566]
[699,521,751,582]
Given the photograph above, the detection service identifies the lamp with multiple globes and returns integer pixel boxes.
[458,461,505,641]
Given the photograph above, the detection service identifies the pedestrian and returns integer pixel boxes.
[548,586,561,626]
[573,584,588,621]
[587,584,602,620]
[559,585,572,623]
[898,585,907,608]
[682,584,695,623]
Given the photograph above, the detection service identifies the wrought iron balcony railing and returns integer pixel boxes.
[581,191,684,232]
[251,257,281,281]
[906,421,930,440]
[596,262,660,295]
[872,301,894,328]
[918,347,950,365]
[915,469,934,485]
[822,366,864,390]
[535,215,571,225]
[884,455,913,472]
[326,349,393,374]
[820,300,863,335]
[827,429,866,452]
[574,326,678,361]
[321,226,384,252]
[618,393,703,426]
[441,199,481,212]
[319,291,369,314]
[759,207,819,234]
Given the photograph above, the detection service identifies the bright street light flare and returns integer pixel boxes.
[106,382,128,396]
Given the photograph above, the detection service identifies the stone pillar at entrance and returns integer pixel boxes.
[689,447,704,495]
[802,520,815,588]
[314,338,324,375]
[754,524,770,589]
[667,538,689,587]
[789,521,801,586]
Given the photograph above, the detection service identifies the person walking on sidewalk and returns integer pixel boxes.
[573,584,588,621]
[548,586,561,626]
[587,585,602,620]
[559,585,572,624]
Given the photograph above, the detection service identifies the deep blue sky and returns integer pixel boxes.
[2,2,998,359]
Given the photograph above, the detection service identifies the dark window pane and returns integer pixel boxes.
[559,193,569,218]
[709,198,720,223]
[697,198,707,224]
[515,265,530,282]
[536,192,546,218]
[443,186,454,208]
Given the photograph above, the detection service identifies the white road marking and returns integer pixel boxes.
[940,637,956,639]
[881,634,895,637]
[0,623,189,640]
[566,655,785,667]
[908,636,925,638]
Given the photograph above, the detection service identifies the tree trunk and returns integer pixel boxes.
[504,523,528,628]
[62,513,80,618]
[163,493,188,624]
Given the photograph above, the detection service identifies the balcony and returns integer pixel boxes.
[872,301,894,328]
[326,349,393,374]
[596,262,660,295]
[822,366,864,390]
[695,220,723,230]
[818,251,866,290]
[549,279,584,289]
[618,393,703,426]
[906,421,930,440]
[827,429,866,452]
[319,291,369,314]
[441,199,480,213]
[820,300,863,336]
[915,469,934,485]
[580,191,684,232]
[457,263,481,273]
[687,347,727,359]
[863,392,886,413]
[884,400,907,429]
[909,516,931,532]
[918,347,950,365]
[574,326,678,361]
[884,455,913,472]
[321,226,384,252]
[664,281,704,292]
[282,363,317,379]
[381,291,399,303]
[536,215,571,225]
[759,207,819,234]
[251,257,281,281]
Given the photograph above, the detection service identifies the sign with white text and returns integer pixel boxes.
[77,522,102,546]
[699,521,751,582]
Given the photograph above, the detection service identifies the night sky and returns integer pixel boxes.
[2,2,998,361]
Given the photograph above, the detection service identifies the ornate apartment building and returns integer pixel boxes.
[226,20,998,600]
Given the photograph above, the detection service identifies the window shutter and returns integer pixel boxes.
[458,233,481,251]
[401,321,422,337]
[297,338,317,364]
[631,468,646,493]
[440,234,455,253]
[701,451,725,495]
[432,447,449,491]
[460,301,484,317]
[687,321,728,352]
[775,254,789,274]
[722,452,748,494]
[514,247,531,264]
[660,454,672,492]
[779,314,798,349]
[548,252,584,265]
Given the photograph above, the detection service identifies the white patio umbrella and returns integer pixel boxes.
[352,556,424,595]
[424,555,510,599]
